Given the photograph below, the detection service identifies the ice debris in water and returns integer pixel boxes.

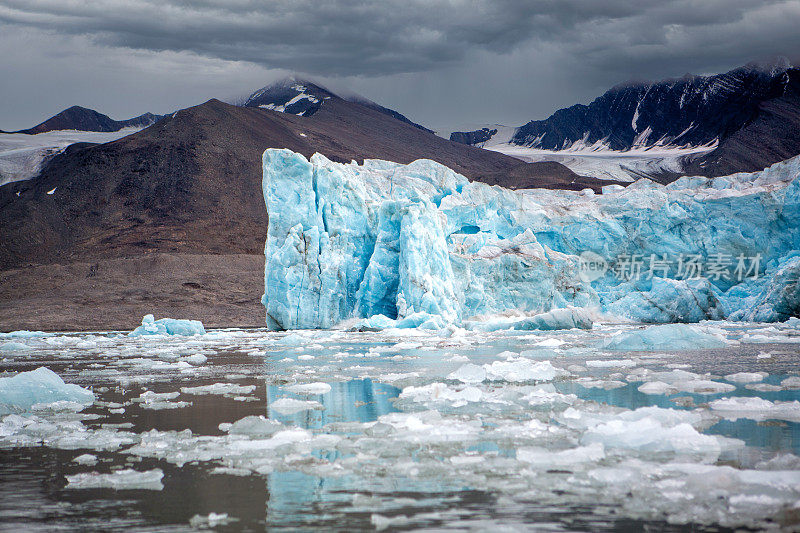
[285,382,332,395]
[262,149,800,329]
[483,358,560,383]
[724,371,767,383]
[270,397,323,415]
[709,397,800,422]
[189,513,235,528]
[0,367,94,414]
[128,314,206,337]
[604,324,727,351]
[634,369,735,395]
[65,468,164,490]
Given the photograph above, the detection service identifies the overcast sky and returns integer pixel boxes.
[1,0,799,133]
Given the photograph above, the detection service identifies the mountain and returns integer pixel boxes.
[12,106,164,135]
[243,77,433,132]
[0,89,619,331]
[450,127,498,145]
[452,62,800,180]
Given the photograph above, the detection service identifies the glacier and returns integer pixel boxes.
[262,149,800,329]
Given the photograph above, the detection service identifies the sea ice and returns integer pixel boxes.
[128,314,206,337]
[0,367,94,414]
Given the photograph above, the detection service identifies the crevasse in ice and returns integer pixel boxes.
[262,149,800,329]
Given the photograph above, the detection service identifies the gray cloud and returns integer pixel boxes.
[0,0,799,131]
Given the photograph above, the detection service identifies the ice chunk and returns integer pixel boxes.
[724,372,767,384]
[483,358,559,383]
[709,397,800,422]
[65,468,164,490]
[189,513,234,528]
[581,415,732,456]
[285,382,332,395]
[604,324,727,351]
[448,363,486,383]
[270,397,323,415]
[134,390,190,410]
[128,314,206,336]
[782,376,800,389]
[585,359,637,368]
[72,454,98,465]
[180,383,256,396]
[517,443,605,467]
[0,367,94,414]
[223,415,283,437]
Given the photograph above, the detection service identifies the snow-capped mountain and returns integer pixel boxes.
[243,78,331,116]
[243,77,432,132]
[513,61,795,151]
[452,61,800,181]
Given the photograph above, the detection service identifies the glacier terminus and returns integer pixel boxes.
[261,148,800,330]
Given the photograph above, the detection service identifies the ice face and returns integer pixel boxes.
[262,149,800,329]
[0,367,94,415]
[128,314,206,336]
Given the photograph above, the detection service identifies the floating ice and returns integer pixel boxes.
[128,314,206,337]
[262,149,800,329]
[709,397,800,422]
[72,453,98,465]
[270,397,323,415]
[0,367,94,414]
[134,390,190,410]
[724,372,767,383]
[65,468,164,490]
[285,382,332,395]
[483,358,560,383]
[448,363,486,383]
[604,324,727,351]
[180,383,256,397]
[189,513,234,528]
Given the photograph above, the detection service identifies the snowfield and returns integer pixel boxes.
[0,127,143,187]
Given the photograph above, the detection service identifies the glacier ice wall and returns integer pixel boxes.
[262,149,800,329]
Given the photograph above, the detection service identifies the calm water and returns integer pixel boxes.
[0,323,798,531]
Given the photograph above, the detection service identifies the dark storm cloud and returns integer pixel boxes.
[1,0,797,77]
[1,0,799,131]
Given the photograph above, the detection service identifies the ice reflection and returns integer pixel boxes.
[266,379,401,527]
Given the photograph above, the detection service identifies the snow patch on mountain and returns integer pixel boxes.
[0,127,144,187]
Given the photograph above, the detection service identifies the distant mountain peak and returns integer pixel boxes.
[508,63,798,152]
[243,77,335,116]
[11,106,163,135]
[243,77,433,133]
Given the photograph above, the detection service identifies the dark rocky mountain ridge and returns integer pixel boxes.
[451,63,800,178]
[10,106,164,135]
